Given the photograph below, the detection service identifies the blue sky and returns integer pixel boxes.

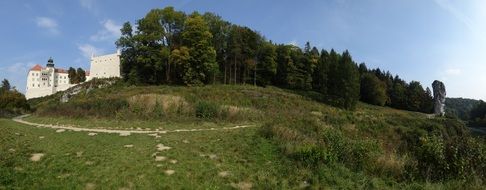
[0,0,485,100]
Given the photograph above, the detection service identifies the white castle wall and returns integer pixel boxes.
[88,51,121,80]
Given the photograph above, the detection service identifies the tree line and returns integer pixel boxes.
[116,7,433,112]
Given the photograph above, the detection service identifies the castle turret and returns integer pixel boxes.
[46,57,54,67]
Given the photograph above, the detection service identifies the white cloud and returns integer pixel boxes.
[78,44,104,58]
[80,0,95,10]
[444,68,462,76]
[36,17,59,35]
[1,62,36,73]
[80,0,100,15]
[0,62,37,93]
[90,19,122,41]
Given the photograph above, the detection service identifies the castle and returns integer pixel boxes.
[25,51,121,99]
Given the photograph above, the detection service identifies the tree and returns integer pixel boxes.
[256,41,277,86]
[360,73,387,106]
[390,77,407,109]
[0,78,29,116]
[327,50,360,110]
[274,44,291,86]
[170,46,190,82]
[1,79,11,92]
[406,81,426,112]
[68,67,77,84]
[135,9,166,84]
[77,68,87,83]
[158,7,186,48]
[421,87,434,113]
[312,50,329,95]
[116,22,138,83]
[470,100,486,121]
[181,13,217,85]
[202,13,231,84]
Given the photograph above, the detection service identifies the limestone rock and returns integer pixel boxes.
[432,80,446,116]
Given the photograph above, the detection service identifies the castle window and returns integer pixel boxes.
[38,84,40,87]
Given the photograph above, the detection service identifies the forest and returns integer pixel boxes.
[116,7,433,112]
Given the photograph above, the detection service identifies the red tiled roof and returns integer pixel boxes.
[30,64,43,71]
[55,68,67,73]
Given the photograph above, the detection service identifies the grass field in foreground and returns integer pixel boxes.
[0,119,295,189]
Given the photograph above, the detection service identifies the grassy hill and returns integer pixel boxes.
[1,79,484,189]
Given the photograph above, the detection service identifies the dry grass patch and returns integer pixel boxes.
[127,94,191,114]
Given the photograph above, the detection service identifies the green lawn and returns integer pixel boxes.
[0,119,296,189]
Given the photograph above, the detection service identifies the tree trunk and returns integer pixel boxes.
[254,62,257,86]
[234,56,237,85]
[166,60,170,83]
[224,64,227,84]
[243,65,246,85]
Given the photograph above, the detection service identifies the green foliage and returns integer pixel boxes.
[115,6,436,114]
[37,98,128,118]
[328,50,360,110]
[408,134,486,181]
[256,41,277,86]
[1,79,11,91]
[360,73,387,106]
[68,67,87,84]
[195,100,219,119]
[76,68,86,83]
[181,13,218,85]
[469,100,486,127]
[0,79,29,117]
[445,98,479,120]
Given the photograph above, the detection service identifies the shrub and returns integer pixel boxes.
[408,134,486,181]
[195,101,219,119]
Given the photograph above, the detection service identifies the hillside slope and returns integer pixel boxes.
[21,79,486,189]
[445,97,480,120]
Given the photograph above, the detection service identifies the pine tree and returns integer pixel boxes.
[327,50,360,109]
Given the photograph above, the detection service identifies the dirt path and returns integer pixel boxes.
[12,115,255,135]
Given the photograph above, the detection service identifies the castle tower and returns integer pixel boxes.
[46,57,54,68]
[45,57,56,93]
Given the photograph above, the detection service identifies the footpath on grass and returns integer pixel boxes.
[12,115,255,136]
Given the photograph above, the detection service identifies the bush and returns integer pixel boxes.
[0,89,30,117]
[37,98,128,118]
[195,101,219,119]
[407,134,486,181]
